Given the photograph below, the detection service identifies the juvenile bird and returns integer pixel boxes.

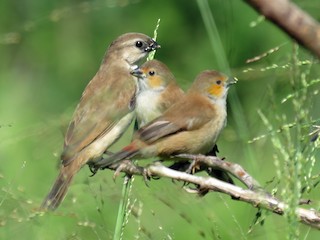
[94,70,236,169]
[41,33,160,210]
[131,59,184,128]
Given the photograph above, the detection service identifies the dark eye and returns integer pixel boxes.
[216,80,222,85]
[149,71,155,76]
[135,41,143,48]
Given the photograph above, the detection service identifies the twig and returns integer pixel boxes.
[104,158,320,230]
[148,163,320,229]
[175,154,261,189]
[244,0,320,58]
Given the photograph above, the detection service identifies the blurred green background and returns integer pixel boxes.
[1,0,320,239]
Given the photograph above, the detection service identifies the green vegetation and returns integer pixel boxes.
[1,0,319,239]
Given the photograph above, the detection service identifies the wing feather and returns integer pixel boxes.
[136,93,215,144]
[62,66,136,165]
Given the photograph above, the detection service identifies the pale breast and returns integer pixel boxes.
[136,90,162,127]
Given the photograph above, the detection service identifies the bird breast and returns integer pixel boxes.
[136,90,162,127]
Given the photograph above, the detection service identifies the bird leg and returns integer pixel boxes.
[110,160,136,181]
[88,163,99,176]
[108,160,152,186]
[185,155,202,174]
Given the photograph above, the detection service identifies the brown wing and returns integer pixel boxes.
[136,93,215,143]
[158,82,184,113]
[61,66,135,165]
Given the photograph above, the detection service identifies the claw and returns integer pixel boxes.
[88,162,99,177]
[110,160,132,181]
[186,156,202,174]
[141,168,151,187]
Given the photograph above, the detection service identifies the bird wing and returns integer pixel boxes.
[158,82,185,113]
[136,93,215,143]
[61,68,136,165]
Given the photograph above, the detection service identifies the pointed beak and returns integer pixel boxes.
[145,39,161,52]
[227,77,238,87]
[130,68,144,78]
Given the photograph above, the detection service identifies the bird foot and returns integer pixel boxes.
[186,156,202,174]
[108,160,151,186]
[88,160,101,176]
[111,160,133,181]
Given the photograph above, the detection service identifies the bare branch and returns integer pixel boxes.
[244,0,320,58]
[104,157,320,230]
[147,163,320,229]
[175,154,261,189]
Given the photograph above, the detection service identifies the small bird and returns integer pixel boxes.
[94,70,236,169]
[41,32,160,210]
[131,59,184,128]
[130,61,232,186]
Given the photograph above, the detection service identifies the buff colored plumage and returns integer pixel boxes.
[132,59,184,128]
[41,33,160,210]
[94,70,236,169]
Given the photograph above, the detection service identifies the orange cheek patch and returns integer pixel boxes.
[149,76,163,88]
[208,84,223,97]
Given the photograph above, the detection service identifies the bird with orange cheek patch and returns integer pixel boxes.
[93,70,236,170]
[131,59,185,128]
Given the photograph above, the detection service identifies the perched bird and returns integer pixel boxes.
[41,33,160,210]
[131,59,184,128]
[94,70,236,169]
[130,61,232,185]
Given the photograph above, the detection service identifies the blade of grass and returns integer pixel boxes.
[113,20,161,240]
[113,176,133,240]
[197,0,257,171]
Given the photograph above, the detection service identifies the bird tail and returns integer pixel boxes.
[94,143,140,169]
[40,166,75,211]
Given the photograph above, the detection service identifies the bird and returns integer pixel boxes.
[93,70,236,169]
[131,59,185,128]
[41,32,160,210]
[130,61,232,185]
[128,61,233,186]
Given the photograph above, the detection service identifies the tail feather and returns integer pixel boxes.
[41,168,74,211]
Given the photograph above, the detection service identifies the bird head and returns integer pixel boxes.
[131,59,175,92]
[190,70,236,100]
[108,33,160,65]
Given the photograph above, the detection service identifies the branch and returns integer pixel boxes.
[244,0,320,58]
[105,157,320,230]
[175,154,261,189]
[148,163,320,229]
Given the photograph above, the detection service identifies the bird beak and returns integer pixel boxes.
[145,39,161,52]
[227,77,238,87]
[130,68,144,78]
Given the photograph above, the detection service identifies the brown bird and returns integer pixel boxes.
[131,59,184,128]
[131,62,232,185]
[41,33,160,210]
[94,70,236,169]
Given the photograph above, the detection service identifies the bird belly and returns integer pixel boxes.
[136,91,161,127]
[85,111,135,159]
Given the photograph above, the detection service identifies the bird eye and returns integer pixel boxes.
[216,80,222,85]
[135,41,143,48]
[149,71,155,76]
